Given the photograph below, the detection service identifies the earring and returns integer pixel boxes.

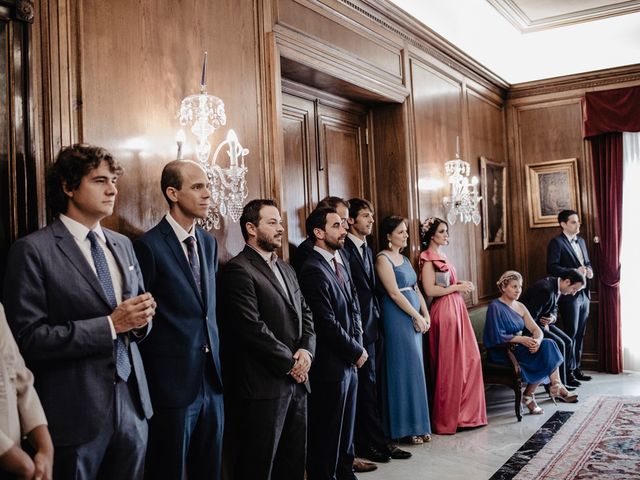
[388,242,392,250]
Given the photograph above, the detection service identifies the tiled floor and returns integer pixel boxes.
[362,371,640,480]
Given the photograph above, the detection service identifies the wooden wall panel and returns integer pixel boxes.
[281,94,317,252]
[507,95,600,369]
[78,0,264,261]
[410,59,477,302]
[512,101,586,285]
[370,103,411,248]
[466,90,509,301]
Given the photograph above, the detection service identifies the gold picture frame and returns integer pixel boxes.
[526,158,581,228]
[480,156,507,249]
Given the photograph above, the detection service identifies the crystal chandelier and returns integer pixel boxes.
[442,137,482,225]
[176,52,249,230]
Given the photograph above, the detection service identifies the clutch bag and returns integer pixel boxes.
[435,271,450,288]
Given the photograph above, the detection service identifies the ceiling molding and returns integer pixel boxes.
[508,63,640,99]
[487,0,640,32]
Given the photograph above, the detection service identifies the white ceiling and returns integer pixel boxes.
[387,0,640,84]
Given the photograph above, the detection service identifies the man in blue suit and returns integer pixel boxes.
[299,206,367,480]
[547,209,594,383]
[134,160,224,480]
[345,198,410,463]
[4,144,155,479]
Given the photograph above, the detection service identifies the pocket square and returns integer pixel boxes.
[128,265,135,271]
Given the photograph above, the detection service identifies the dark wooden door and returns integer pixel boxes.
[281,87,369,263]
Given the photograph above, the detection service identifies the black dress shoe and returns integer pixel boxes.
[387,445,412,459]
[564,384,577,391]
[362,447,391,463]
[574,369,592,381]
[566,373,582,387]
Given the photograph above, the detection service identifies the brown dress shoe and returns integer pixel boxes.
[353,458,378,472]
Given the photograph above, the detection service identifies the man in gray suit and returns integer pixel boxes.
[3,144,156,479]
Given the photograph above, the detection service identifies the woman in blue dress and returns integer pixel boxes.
[484,271,578,414]
[375,216,431,444]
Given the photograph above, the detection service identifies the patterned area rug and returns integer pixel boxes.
[494,395,640,480]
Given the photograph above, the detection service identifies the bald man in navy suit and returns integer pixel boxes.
[134,160,224,480]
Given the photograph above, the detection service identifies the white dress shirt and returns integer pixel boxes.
[60,214,122,339]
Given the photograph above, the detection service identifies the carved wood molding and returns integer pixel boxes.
[339,0,509,93]
[274,24,409,103]
[508,64,640,99]
[16,0,34,22]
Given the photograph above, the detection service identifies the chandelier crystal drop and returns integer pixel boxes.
[176,52,248,230]
[442,137,482,225]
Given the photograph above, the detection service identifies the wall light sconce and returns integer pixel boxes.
[442,137,481,225]
[177,52,249,230]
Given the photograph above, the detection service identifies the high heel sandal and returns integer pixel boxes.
[549,381,578,404]
[522,394,544,415]
[401,436,423,445]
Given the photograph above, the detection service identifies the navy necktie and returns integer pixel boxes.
[87,231,131,382]
[361,243,372,276]
[184,236,202,296]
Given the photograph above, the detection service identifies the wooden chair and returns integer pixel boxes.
[468,306,524,421]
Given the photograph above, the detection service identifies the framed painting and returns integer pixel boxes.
[526,158,581,228]
[480,156,507,249]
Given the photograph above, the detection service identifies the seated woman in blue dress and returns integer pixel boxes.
[483,271,578,414]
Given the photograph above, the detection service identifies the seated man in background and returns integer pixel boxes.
[0,303,53,480]
[519,270,586,390]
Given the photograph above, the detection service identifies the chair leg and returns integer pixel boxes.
[514,384,523,422]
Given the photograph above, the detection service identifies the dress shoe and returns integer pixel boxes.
[353,458,378,473]
[564,384,577,391]
[566,374,582,387]
[387,445,412,459]
[361,447,391,463]
[574,369,592,381]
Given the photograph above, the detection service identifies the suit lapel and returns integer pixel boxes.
[312,250,352,303]
[160,218,204,307]
[560,235,581,266]
[52,220,113,309]
[346,238,375,290]
[245,247,296,313]
[103,229,132,299]
[196,228,210,309]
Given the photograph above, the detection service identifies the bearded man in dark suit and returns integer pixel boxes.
[219,199,315,480]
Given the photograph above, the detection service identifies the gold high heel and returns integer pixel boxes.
[522,394,544,415]
[549,381,578,404]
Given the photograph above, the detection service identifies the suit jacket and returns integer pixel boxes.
[299,249,363,382]
[3,219,152,446]
[134,217,223,409]
[219,245,315,398]
[519,277,559,326]
[343,237,380,346]
[547,234,592,299]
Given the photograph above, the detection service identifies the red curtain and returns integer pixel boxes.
[583,85,640,373]
[583,86,640,137]
[590,133,623,373]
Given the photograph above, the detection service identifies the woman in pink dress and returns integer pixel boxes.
[419,217,487,434]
